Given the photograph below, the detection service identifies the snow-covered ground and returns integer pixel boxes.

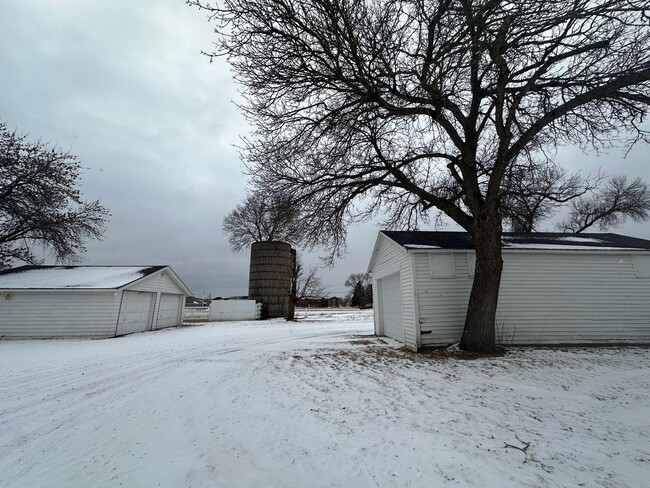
[1,309,648,488]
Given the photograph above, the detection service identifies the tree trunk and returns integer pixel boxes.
[459,216,504,353]
[286,248,297,321]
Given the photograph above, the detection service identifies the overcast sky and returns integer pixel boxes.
[1,1,648,298]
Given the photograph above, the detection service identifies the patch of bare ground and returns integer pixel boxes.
[348,334,389,346]
[341,339,507,361]
[419,345,507,360]
[307,343,505,369]
[295,341,649,373]
[345,341,650,363]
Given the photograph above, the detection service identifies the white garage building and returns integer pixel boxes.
[368,231,650,351]
[0,265,191,338]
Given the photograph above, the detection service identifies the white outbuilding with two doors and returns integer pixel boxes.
[368,231,650,351]
[0,265,191,338]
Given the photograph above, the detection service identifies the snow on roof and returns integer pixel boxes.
[502,243,644,251]
[501,235,646,250]
[381,231,650,251]
[0,265,167,289]
[404,244,442,249]
[556,236,604,244]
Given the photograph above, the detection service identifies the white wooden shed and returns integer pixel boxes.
[0,265,192,339]
[368,231,650,351]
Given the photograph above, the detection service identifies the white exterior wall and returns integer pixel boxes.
[415,252,472,347]
[0,269,189,339]
[370,236,418,350]
[210,300,258,321]
[126,270,187,330]
[0,291,122,338]
[497,252,650,344]
[416,250,650,347]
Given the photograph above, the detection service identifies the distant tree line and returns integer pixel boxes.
[345,272,372,309]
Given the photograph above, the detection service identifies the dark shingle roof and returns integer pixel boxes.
[381,231,650,250]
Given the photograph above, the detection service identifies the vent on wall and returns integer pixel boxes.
[3,293,13,300]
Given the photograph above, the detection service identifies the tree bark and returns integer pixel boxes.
[459,215,504,353]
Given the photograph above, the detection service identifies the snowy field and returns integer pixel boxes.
[1,309,648,488]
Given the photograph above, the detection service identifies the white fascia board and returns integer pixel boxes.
[163,267,193,296]
[367,232,408,273]
[119,266,192,296]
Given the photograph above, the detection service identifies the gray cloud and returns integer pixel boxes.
[1,1,648,298]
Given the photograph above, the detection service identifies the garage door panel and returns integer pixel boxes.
[380,274,404,342]
[117,291,155,335]
[156,293,182,329]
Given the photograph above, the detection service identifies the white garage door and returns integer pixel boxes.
[117,291,155,335]
[380,274,404,342]
[156,293,183,329]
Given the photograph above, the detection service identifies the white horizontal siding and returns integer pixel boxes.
[417,253,470,347]
[417,251,650,347]
[496,253,650,344]
[0,291,121,338]
[210,300,258,321]
[370,236,417,350]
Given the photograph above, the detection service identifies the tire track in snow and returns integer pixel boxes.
[1,325,354,422]
[0,324,360,481]
[0,324,356,406]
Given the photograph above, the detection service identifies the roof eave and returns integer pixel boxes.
[367,231,408,272]
[119,266,192,295]
[402,247,650,253]
[0,287,120,292]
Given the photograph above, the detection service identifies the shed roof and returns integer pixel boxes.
[381,231,650,251]
[0,265,169,290]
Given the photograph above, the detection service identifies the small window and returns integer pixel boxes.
[429,254,455,278]
[632,256,650,278]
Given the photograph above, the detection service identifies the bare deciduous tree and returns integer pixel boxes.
[502,167,650,233]
[558,176,650,232]
[0,122,109,268]
[294,257,326,300]
[500,158,595,233]
[287,253,326,320]
[222,192,306,251]
[193,0,650,352]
